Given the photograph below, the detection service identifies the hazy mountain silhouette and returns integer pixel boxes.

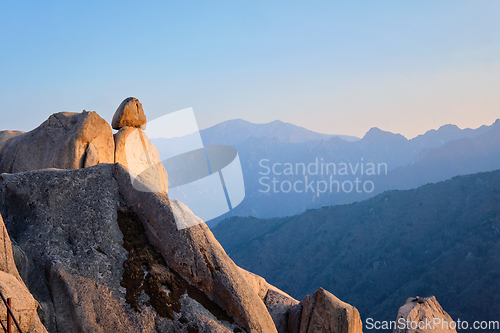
[380,119,500,190]
[151,119,500,223]
[212,169,500,330]
[200,119,360,145]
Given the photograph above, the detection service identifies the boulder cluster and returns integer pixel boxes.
[0,97,167,194]
[0,98,458,333]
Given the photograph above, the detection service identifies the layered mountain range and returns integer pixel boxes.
[212,168,500,331]
[152,118,500,224]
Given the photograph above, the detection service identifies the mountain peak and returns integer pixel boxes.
[362,127,407,142]
[201,119,359,145]
[437,123,460,132]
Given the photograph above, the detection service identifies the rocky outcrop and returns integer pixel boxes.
[238,270,362,333]
[0,213,48,333]
[112,97,147,130]
[239,268,270,301]
[114,126,168,194]
[0,164,278,332]
[0,111,114,174]
[0,214,23,283]
[114,163,277,332]
[239,268,299,333]
[393,296,457,333]
[0,130,23,154]
[287,288,363,333]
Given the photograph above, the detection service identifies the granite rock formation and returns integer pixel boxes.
[393,296,457,333]
[287,288,363,333]
[0,213,48,333]
[114,127,168,194]
[0,111,114,173]
[0,164,279,332]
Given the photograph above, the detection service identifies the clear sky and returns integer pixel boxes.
[1,1,499,139]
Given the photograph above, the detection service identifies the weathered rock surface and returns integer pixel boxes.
[114,163,278,332]
[0,213,48,333]
[0,213,23,282]
[0,130,24,154]
[239,268,299,333]
[0,271,39,332]
[0,164,276,332]
[239,268,270,301]
[287,288,363,333]
[114,126,168,194]
[112,97,147,130]
[0,111,114,174]
[393,296,457,333]
[265,286,300,333]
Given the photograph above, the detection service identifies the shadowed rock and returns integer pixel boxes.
[0,164,277,332]
[114,163,278,333]
[0,111,114,174]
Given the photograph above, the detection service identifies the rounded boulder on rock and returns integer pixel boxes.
[112,97,147,130]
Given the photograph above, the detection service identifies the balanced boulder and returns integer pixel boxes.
[112,97,147,130]
[0,111,114,174]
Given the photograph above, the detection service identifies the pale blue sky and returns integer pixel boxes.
[1,1,499,138]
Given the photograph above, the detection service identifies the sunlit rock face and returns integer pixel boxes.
[0,111,115,173]
[114,126,168,194]
[393,296,457,333]
[286,288,363,333]
[0,213,48,333]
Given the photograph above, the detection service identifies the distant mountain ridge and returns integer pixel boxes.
[199,119,360,145]
[212,168,500,331]
[150,118,500,223]
[377,119,500,191]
